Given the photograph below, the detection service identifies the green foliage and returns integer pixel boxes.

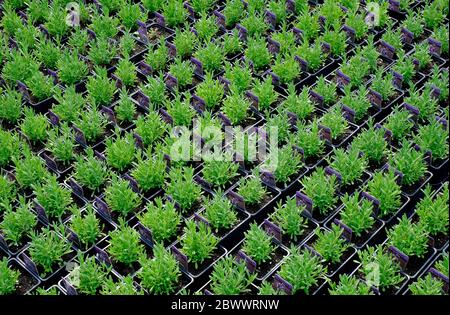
[237,176,267,206]
[165,93,195,126]
[140,75,167,108]
[329,274,373,295]
[195,72,224,110]
[391,140,427,186]
[25,71,54,102]
[69,205,101,248]
[131,150,166,192]
[352,122,388,164]
[13,147,49,189]
[194,14,219,42]
[114,90,136,123]
[34,175,73,219]
[313,224,349,264]
[138,197,181,243]
[202,156,239,188]
[251,77,278,110]
[392,52,415,85]
[381,26,403,53]
[173,27,197,58]
[29,225,71,274]
[169,58,195,88]
[138,243,181,294]
[295,12,319,43]
[135,110,167,146]
[222,89,251,125]
[339,193,374,237]
[142,0,164,12]
[329,147,368,186]
[245,36,271,71]
[108,220,144,265]
[101,276,141,295]
[68,29,89,55]
[0,197,36,246]
[341,86,371,123]
[357,245,404,291]
[412,42,432,70]
[0,175,16,211]
[210,257,256,295]
[340,55,370,88]
[166,167,202,212]
[57,51,89,85]
[241,11,267,38]
[271,54,300,84]
[2,50,40,83]
[20,108,48,144]
[69,253,110,295]
[87,67,117,106]
[416,185,448,236]
[345,10,368,40]
[258,281,285,295]
[73,149,108,192]
[278,247,326,294]
[88,37,117,67]
[223,0,244,27]
[322,26,347,57]
[45,7,68,38]
[295,41,323,71]
[435,253,449,278]
[262,145,303,184]
[104,176,141,217]
[384,107,414,141]
[299,167,338,215]
[224,62,253,93]
[271,197,307,241]
[371,69,395,101]
[367,171,402,217]
[1,132,22,179]
[204,194,238,232]
[53,87,86,123]
[118,2,144,31]
[414,120,449,161]
[0,258,19,295]
[423,1,445,29]
[431,25,449,55]
[402,10,424,38]
[146,38,169,72]
[388,215,429,258]
[314,76,337,106]
[0,88,22,124]
[115,58,137,88]
[319,107,348,140]
[163,0,188,27]
[196,42,224,73]
[181,220,219,268]
[90,13,119,39]
[290,120,325,159]
[409,274,444,295]
[105,132,136,171]
[242,223,275,264]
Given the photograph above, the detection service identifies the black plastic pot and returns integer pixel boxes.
[6,258,41,295]
[325,211,386,250]
[263,212,319,250]
[227,238,290,281]
[381,242,438,279]
[360,191,411,225]
[295,189,342,225]
[225,177,281,218]
[169,242,227,279]
[302,228,357,278]
[0,220,46,257]
[17,247,75,283]
[193,207,250,249]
